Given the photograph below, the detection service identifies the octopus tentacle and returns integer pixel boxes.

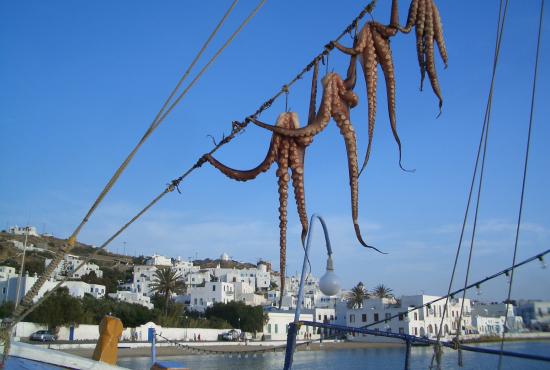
[358,24,378,176]
[415,0,427,90]
[276,144,290,308]
[431,0,448,68]
[289,141,308,246]
[372,25,413,173]
[332,108,385,254]
[308,61,319,126]
[400,0,420,33]
[205,139,277,181]
[390,0,400,29]
[424,0,443,113]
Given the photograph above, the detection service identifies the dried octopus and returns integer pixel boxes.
[251,56,386,253]
[333,0,447,174]
[205,66,320,306]
[399,0,448,110]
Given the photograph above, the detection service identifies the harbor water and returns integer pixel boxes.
[118,340,550,370]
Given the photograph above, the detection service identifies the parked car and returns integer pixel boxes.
[30,330,57,342]
[221,329,240,341]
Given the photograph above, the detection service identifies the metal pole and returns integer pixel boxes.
[151,328,157,365]
[404,340,411,370]
[283,214,333,370]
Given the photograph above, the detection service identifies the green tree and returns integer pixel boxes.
[150,268,185,314]
[346,282,369,309]
[205,301,267,334]
[26,288,84,331]
[371,284,394,299]
[0,302,14,318]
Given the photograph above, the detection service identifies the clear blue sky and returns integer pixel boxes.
[1,1,549,301]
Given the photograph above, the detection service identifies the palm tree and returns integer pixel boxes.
[150,268,185,314]
[371,284,394,299]
[346,282,369,309]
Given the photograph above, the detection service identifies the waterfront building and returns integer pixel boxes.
[516,300,550,331]
[471,302,524,333]
[342,295,473,342]
[262,309,318,341]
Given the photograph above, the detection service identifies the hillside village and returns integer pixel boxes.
[1,226,549,343]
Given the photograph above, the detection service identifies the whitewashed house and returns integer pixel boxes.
[0,273,105,303]
[188,282,235,312]
[6,226,39,236]
[145,254,172,267]
[0,266,17,280]
[44,254,103,279]
[108,291,154,309]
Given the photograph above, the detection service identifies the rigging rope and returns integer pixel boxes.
[424,0,510,368]
[497,1,544,369]
[2,0,377,332]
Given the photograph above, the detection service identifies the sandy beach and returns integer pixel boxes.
[62,341,404,359]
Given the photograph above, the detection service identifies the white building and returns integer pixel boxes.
[471,302,524,333]
[188,282,235,312]
[0,266,17,280]
[234,281,266,306]
[145,254,172,267]
[5,226,39,237]
[0,273,105,303]
[342,295,473,342]
[472,315,505,336]
[262,309,318,341]
[131,265,158,297]
[516,300,550,330]
[108,291,154,309]
[45,254,103,279]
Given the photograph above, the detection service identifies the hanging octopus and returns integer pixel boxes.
[250,56,386,256]
[399,0,448,111]
[205,65,321,307]
[332,0,405,175]
[332,0,447,175]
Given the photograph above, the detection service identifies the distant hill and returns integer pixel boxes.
[0,232,134,274]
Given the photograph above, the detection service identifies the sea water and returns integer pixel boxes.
[117,340,550,370]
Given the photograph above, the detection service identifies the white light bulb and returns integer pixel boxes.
[319,256,341,296]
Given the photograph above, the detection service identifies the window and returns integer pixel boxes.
[399,313,404,321]
[90,287,93,292]
[374,313,379,321]
[318,315,321,320]
[414,327,418,335]
[414,312,418,320]
[213,285,216,291]
[385,313,391,320]
[194,298,197,305]
[362,314,367,322]
[268,324,272,333]
[349,314,355,323]
[275,324,278,334]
